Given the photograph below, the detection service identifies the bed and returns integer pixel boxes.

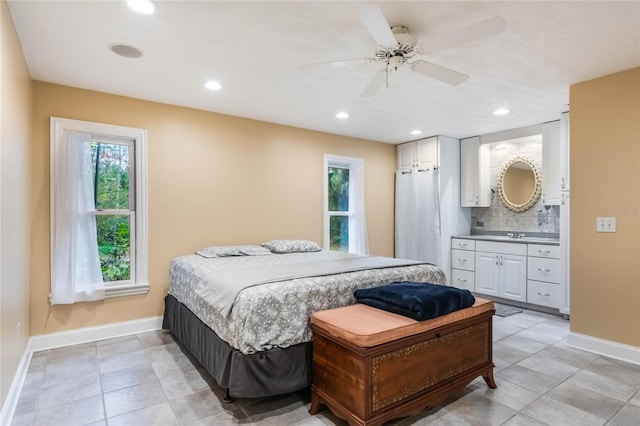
[162,240,447,398]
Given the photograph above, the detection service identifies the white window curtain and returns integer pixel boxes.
[349,159,369,255]
[395,168,441,265]
[51,130,105,304]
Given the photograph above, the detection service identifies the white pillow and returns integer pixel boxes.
[261,239,322,254]
[195,245,271,258]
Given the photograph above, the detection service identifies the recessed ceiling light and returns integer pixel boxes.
[109,43,143,58]
[127,0,156,14]
[410,129,422,135]
[205,81,222,90]
[336,112,349,119]
[493,108,510,115]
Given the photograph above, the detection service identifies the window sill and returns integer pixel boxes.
[105,283,150,299]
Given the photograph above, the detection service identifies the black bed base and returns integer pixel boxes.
[162,294,312,398]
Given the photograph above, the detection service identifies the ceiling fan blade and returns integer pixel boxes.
[359,5,397,47]
[411,60,469,86]
[361,69,387,97]
[422,16,506,53]
[300,58,375,70]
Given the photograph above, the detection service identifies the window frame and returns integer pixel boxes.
[50,117,149,298]
[323,154,364,252]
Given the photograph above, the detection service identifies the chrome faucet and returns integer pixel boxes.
[506,233,526,239]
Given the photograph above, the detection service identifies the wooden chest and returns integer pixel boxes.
[309,299,496,426]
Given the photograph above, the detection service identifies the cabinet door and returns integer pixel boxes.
[500,254,527,302]
[460,137,490,207]
[541,120,561,205]
[397,142,416,170]
[460,137,480,207]
[475,252,499,296]
[416,137,438,169]
[560,112,570,191]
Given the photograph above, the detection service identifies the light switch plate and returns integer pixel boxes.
[596,217,616,233]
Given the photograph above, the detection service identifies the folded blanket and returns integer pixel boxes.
[354,281,475,321]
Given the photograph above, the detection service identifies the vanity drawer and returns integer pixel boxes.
[527,280,561,308]
[528,257,560,283]
[451,249,475,271]
[451,269,475,292]
[527,244,560,259]
[476,241,527,256]
[452,238,475,251]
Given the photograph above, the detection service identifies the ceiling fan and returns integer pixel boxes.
[303,5,506,97]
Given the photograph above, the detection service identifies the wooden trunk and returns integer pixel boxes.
[309,301,496,426]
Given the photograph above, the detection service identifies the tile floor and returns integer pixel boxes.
[10,306,640,426]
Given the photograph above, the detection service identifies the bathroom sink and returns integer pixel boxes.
[465,235,559,243]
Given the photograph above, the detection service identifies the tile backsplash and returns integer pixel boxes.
[471,134,560,234]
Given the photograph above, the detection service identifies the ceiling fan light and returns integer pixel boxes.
[493,108,510,115]
[336,112,349,119]
[411,129,422,135]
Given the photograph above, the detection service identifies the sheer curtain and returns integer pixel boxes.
[349,159,369,255]
[395,168,441,265]
[51,130,105,304]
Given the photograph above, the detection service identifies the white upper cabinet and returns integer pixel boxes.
[460,137,490,207]
[397,137,438,170]
[541,120,561,205]
[397,142,417,170]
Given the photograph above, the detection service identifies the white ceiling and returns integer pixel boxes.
[8,1,640,144]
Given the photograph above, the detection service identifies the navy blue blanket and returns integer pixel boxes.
[353,281,475,321]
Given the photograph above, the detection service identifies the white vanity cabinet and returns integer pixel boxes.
[475,241,527,302]
[397,137,438,170]
[527,244,561,308]
[460,137,490,207]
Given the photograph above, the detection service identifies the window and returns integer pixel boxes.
[50,117,148,303]
[323,155,369,255]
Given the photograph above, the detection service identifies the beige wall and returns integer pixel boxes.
[570,67,640,347]
[0,0,33,408]
[30,82,396,336]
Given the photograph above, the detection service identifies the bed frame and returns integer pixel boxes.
[163,294,312,398]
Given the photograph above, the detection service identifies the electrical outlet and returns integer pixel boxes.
[596,217,616,233]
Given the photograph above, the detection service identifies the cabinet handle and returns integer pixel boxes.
[561,193,566,205]
[457,278,467,283]
[457,258,467,263]
[475,196,478,205]
[542,193,545,204]
[537,292,551,297]
[561,178,565,189]
[537,268,551,272]
[458,242,468,247]
[538,250,551,254]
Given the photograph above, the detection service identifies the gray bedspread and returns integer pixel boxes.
[169,250,446,354]
[198,255,426,317]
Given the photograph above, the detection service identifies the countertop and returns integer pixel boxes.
[453,234,560,246]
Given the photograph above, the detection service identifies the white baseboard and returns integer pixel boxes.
[27,316,163,353]
[0,348,32,426]
[567,332,640,365]
[1,316,163,425]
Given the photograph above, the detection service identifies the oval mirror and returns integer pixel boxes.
[497,156,541,212]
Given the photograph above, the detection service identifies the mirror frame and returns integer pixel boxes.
[497,156,542,212]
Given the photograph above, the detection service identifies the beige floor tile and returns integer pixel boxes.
[497,364,565,393]
[107,401,179,426]
[100,363,157,393]
[545,381,624,422]
[103,379,167,418]
[607,403,640,426]
[522,396,605,426]
[37,373,102,410]
[31,395,104,426]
